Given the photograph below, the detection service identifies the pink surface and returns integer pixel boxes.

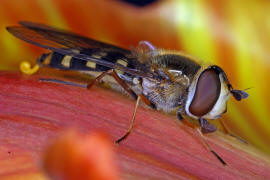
[0,71,270,179]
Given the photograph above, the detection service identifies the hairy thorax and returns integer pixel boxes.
[141,72,190,113]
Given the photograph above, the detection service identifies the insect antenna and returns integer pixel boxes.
[230,86,250,101]
[242,87,253,91]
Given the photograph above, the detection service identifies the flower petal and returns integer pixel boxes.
[0,72,270,179]
[43,130,119,180]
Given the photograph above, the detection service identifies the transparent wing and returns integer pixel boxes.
[18,21,130,53]
[6,22,149,78]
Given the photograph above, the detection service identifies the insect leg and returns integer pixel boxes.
[198,118,226,165]
[87,69,153,106]
[199,118,217,134]
[88,69,138,99]
[115,95,141,144]
[87,69,137,97]
[87,69,153,143]
[39,78,87,88]
[180,118,226,165]
[177,107,186,121]
[87,69,114,88]
[219,119,247,144]
[108,70,154,107]
[196,127,227,165]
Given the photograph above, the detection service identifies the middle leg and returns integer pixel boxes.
[87,69,152,143]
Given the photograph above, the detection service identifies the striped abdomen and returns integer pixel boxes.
[37,49,138,74]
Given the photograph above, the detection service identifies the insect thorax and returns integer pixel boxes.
[141,54,201,112]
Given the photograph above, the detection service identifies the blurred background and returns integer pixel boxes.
[0,0,270,155]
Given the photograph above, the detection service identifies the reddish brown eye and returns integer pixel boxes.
[189,69,221,116]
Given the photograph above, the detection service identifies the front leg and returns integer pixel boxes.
[199,118,217,134]
[176,114,226,165]
[177,107,186,121]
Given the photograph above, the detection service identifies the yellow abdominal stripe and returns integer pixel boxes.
[86,61,96,69]
[85,52,108,69]
[20,61,40,75]
[116,59,128,74]
[61,55,72,67]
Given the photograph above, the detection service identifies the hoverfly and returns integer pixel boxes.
[7,22,248,165]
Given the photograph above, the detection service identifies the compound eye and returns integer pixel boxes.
[189,69,221,116]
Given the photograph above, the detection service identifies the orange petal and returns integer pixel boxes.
[43,130,119,180]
